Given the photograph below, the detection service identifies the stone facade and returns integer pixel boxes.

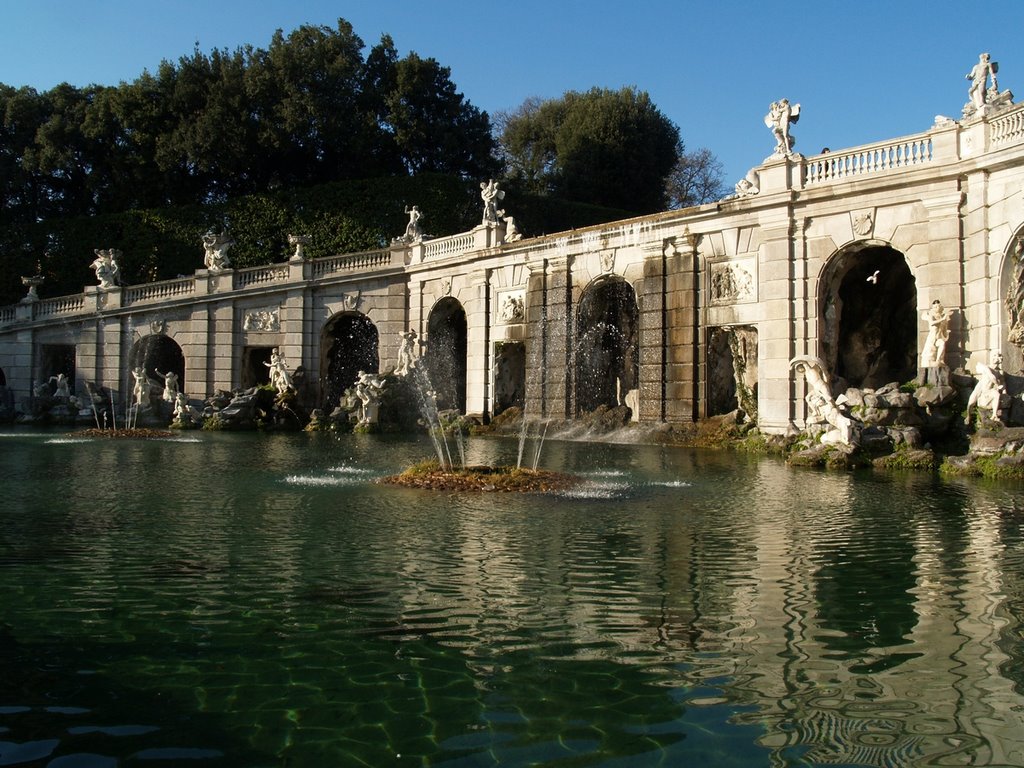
[4,100,1024,433]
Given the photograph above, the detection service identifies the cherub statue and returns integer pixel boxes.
[263,348,293,394]
[765,99,800,156]
[967,52,999,110]
[48,373,71,400]
[156,369,180,403]
[396,329,419,376]
[91,249,121,290]
[920,300,955,375]
[131,365,149,408]
[354,370,386,425]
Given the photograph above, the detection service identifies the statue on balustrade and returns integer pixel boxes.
[202,231,234,273]
[288,234,310,262]
[480,179,504,225]
[91,249,121,290]
[964,52,1013,118]
[765,99,800,157]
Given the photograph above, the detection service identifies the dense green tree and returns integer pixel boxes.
[497,87,680,214]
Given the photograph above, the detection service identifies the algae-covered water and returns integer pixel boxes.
[2,429,1024,766]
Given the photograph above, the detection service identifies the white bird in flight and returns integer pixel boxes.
[866,270,880,284]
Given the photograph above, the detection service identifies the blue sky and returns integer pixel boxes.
[3,1,1023,187]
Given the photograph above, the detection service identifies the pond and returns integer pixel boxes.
[2,429,1024,767]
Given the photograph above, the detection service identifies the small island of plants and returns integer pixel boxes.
[378,460,579,493]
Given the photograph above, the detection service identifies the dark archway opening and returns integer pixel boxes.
[822,245,917,389]
[321,313,379,408]
[130,335,185,405]
[241,347,274,389]
[494,342,526,415]
[40,344,76,393]
[707,326,758,420]
[575,278,639,414]
[426,298,467,412]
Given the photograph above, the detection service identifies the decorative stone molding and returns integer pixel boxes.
[852,211,875,237]
[599,249,616,274]
[497,290,525,324]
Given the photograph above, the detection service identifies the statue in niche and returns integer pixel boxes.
[288,234,310,262]
[919,300,955,383]
[91,249,121,290]
[156,370,180,403]
[765,99,800,157]
[965,352,1011,425]
[202,231,234,273]
[354,370,386,425]
[480,179,504,225]
[396,329,419,376]
[263,348,293,394]
[1006,238,1024,348]
[790,355,853,445]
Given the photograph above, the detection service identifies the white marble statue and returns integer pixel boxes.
[404,206,424,243]
[156,370,180,403]
[288,234,310,262]
[965,351,1010,424]
[355,370,386,425]
[173,392,201,425]
[765,99,800,157]
[131,365,148,408]
[49,373,70,400]
[500,294,525,323]
[967,52,999,110]
[202,232,234,273]
[396,329,419,376]
[920,300,955,371]
[264,348,293,394]
[499,210,522,242]
[91,249,121,290]
[790,355,853,445]
[480,179,504,225]
[733,168,760,198]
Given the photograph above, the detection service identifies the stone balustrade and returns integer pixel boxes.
[0,306,15,326]
[804,134,935,185]
[123,276,196,306]
[35,294,86,318]
[424,232,476,260]
[234,264,292,289]
[312,249,390,279]
[991,104,1024,148]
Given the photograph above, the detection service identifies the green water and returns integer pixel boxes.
[2,430,1024,767]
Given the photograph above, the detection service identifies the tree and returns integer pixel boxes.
[497,87,680,214]
[664,145,728,208]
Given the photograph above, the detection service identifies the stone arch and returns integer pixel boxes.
[425,297,467,412]
[320,312,379,408]
[575,276,639,415]
[1000,225,1024,372]
[819,241,917,389]
[130,334,185,403]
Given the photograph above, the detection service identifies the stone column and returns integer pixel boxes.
[523,258,546,417]
[665,230,700,422]
[464,270,490,420]
[637,239,668,423]
[210,303,235,393]
[756,218,798,433]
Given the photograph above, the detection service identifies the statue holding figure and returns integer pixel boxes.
[396,329,419,376]
[354,370,386,426]
[172,392,202,427]
[49,373,71,400]
[965,351,1010,425]
[790,355,853,445]
[202,231,234,273]
[156,370,180,403]
[765,99,800,157]
[919,300,956,383]
[91,249,121,290]
[264,348,293,394]
[967,52,999,110]
[480,179,504,225]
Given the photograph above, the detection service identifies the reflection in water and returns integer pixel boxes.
[1,431,1024,766]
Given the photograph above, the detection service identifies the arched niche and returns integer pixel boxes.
[320,312,379,408]
[425,297,467,413]
[820,242,917,389]
[130,334,184,401]
[575,276,639,415]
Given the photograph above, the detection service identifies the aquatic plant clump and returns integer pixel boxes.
[379,460,579,492]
